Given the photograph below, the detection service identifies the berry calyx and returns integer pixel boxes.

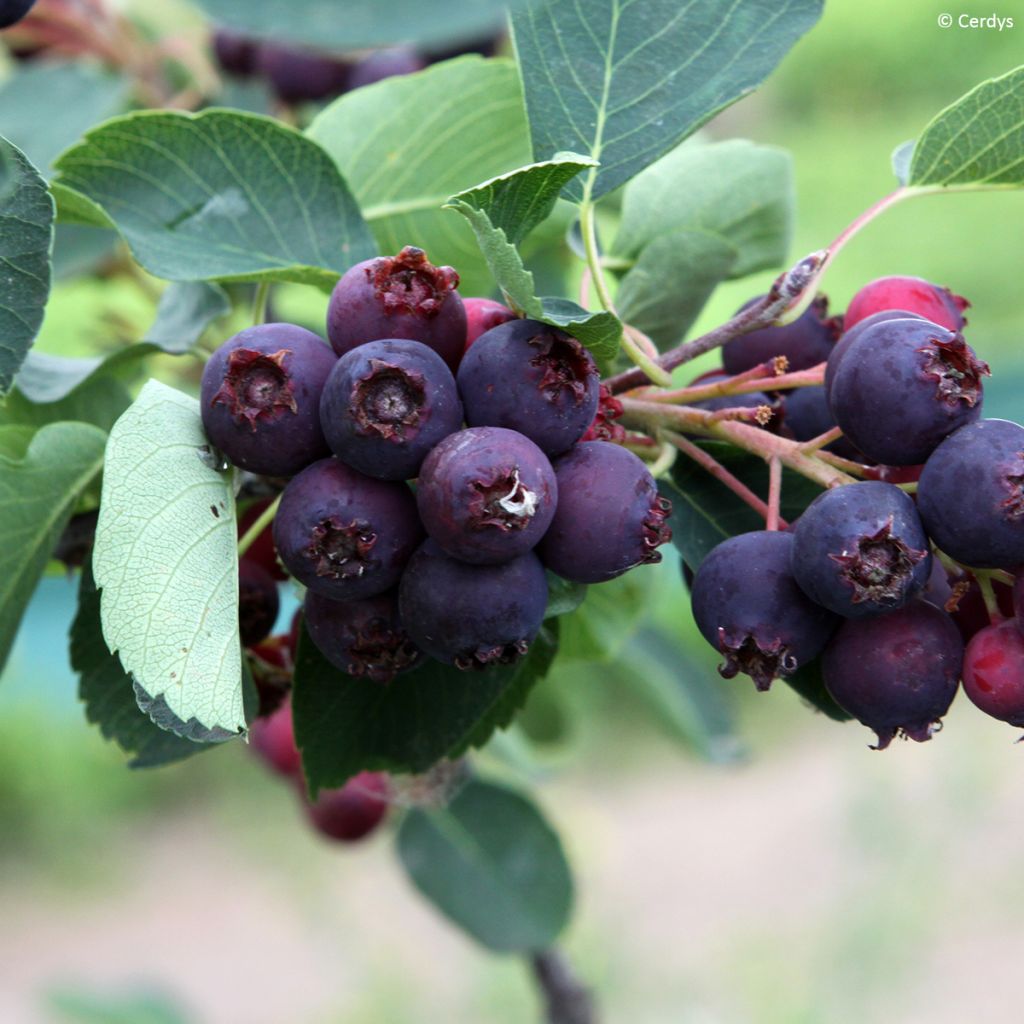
[369,246,459,318]
[211,348,297,429]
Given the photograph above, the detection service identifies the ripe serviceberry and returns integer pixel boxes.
[201,324,336,477]
[722,295,839,375]
[416,427,557,565]
[822,601,962,749]
[538,441,671,583]
[238,559,280,648]
[326,247,466,371]
[823,310,926,401]
[319,338,463,481]
[692,530,839,691]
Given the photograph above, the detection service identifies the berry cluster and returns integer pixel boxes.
[201,246,672,695]
[211,26,499,105]
[692,275,1024,747]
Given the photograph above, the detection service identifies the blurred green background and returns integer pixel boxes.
[2,1,1024,1022]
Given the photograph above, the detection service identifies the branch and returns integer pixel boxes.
[530,949,598,1024]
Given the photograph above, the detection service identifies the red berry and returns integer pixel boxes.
[306,772,390,842]
[463,297,515,351]
[249,699,301,778]
[963,619,1024,728]
[844,276,969,333]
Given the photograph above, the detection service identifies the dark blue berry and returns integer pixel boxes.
[791,481,932,618]
[823,311,926,401]
[692,530,839,691]
[0,0,35,29]
[721,295,839,376]
[255,43,347,103]
[319,339,463,481]
[238,559,280,648]
[457,319,600,456]
[416,427,557,565]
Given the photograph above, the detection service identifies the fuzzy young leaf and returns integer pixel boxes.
[293,622,559,796]
[0,422,106,675]
[909,66,1024,187]
[397,777,573,952]
[659,440,822,570]
[0,136,54,396]
[53,110,374,286]
[73,560,208,768]
[0,369,132,434]
[446,154,595,247]
[308,57,532,297]
[512,0,823,200]
[0,62,128,177]
[196,0,515,51]
[93,380,245,738]
[613,140,793,278]
[615,230,738,350]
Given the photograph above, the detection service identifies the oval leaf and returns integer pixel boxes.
[909,66,1024,187]
[292,621,559,796]
[0,136,54,395]
[53,109,374,286]
[0,421,106,675]
[397,777,573,952]
[93,380,245,737]
[512,0,823,200]
[308,57,532,297]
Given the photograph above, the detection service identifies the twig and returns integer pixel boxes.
[530,949,598,1024]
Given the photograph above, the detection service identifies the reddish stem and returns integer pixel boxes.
[766,457,782,532]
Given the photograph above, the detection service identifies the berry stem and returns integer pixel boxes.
[797,426,844,453]
[605,252,826,395]
[529,948,597,1024]
[579,201,671,386]
[237,494,281,558]
[665,431,785,526]
[619,397,857,491]
[252,281,270,325]
[766,457,782,531]
[976,573,1005,626]
[646,435,678,478]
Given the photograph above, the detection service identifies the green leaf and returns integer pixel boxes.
[396,776,573,952]
[617,627,744,763]
[0,368,132,434]
[659,440,823,570]
[544,573,587,619]
[293,621,559,796]
[196,0,514,51]
[52,223,118,281]
[783,657,851,723]
[308,57,532,297]
[535,297,621,366]
[557,569,649,663]
[511,0,823,200]
[53,109,374,286]
[908,66,1024,187]
[0,62,129,177]
[446,154,596,247]
[614,141,793,275]
[614,229,738,350]
[0,421,106,675]
[73,560,208,769]
[0,136,55,396]
[144,281,231,353]
[92,380,245,738]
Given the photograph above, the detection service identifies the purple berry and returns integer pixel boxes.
[319,339,463,481]
[791,481,932,618]
[822,601,962,749]
[828,317,988,465]
[457,319,600,456]
[212,28,257,77]
[273,458,423,601]
[721,295,839,376]
[917,419,1024,569]
[326,247,466,371]
[348,47,426,89]
[398,540,548,669]
[238,559,280,648]
[304,589,423,683]
[845,275,969,333]
[537,442,671,583]
[691,531,839,692]
[416,427,557,565]
[306,772,390,842]
[255,43,348,103]
[0,0,36,29]
[201,324,337,477]
[823,310,926,401]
